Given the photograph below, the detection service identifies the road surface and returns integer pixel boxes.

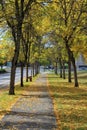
[0,68,32,89]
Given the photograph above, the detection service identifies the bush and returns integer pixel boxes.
[0,69,7,73]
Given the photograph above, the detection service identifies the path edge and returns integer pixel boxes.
[46,74,61,130]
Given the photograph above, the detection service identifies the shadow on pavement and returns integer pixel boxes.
[0,110,57,129]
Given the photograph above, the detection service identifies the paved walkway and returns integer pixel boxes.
[0,73,57,130]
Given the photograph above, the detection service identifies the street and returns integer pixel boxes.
[0,68,32,89]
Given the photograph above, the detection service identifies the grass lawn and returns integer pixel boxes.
[48,71,87,130]
[0,75,38,120]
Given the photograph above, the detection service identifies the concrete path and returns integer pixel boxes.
[0,73,57,130]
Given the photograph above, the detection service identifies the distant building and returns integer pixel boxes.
[76,54,87,70]
[7,62,12,67]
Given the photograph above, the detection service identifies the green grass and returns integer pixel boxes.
[48,72,87,130]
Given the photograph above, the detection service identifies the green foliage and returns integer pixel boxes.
[0,68,6,73]
[0,34,14,65]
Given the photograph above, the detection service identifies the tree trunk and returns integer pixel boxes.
[59,58,62,78]
[55,62,58,75]
[30,66,32,76]
[20,62,24,87]
[68,56,72,82]
[35,62,37,75]
[9,59,16,95]
[36,63,38,75]
[32,63,35,77]
[9,27,21,95]
[65,39,79,87]
[37,62,40,74]
[26,63,28,82]
[71,56,79,87]
[62,61,65,79]
[1,65,3,69]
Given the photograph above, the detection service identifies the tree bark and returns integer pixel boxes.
[55,62,58,75]
[9,24,22,95]
[71,55,79,87]
[35,62,38,75]
[1,65,3,69]
[26,63,28,82]
[68,56,72,82]
[59,58,62,78]
[62,61,66,79]
[65,39,79,87]
[32,63,35,77]
[9,58,16,95]
[36,63,38,75]
[37,62,40,74]
[20,62,24,87]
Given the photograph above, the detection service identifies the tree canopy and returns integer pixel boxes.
[0,0,87,94]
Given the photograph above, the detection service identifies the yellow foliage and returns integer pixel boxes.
[51,3,58,11]
[35,16,51,35]
[0,43,14,64]
[0,45,3,49]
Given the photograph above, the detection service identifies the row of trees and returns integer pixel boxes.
[0,0,87,95]
[0,0,38,94]
[46,0,87,87]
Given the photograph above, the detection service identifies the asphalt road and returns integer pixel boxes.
[0,68,32,89]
